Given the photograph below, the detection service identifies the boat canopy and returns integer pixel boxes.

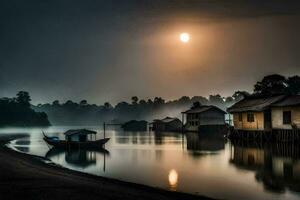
[64,129,97,137]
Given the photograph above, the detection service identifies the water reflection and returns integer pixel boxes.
[186,132,225,156]
[13,138,31,153]
[46,147,109,169]
[230,141,300,193]
[3,127,300,200]
[168,169,178,191]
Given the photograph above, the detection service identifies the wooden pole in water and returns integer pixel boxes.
[103,151,106,172]
[181,113,184,133]
[103,122,106,139]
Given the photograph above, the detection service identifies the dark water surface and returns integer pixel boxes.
[1,126,300,200]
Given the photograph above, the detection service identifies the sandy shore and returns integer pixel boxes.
[0,134,215,200]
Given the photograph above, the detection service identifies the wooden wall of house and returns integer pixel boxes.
[233,112,264,130]
[199,110,225,125]
[272,106,300,130]
[185,113,200,131]
[185,110,225,132]
[166,119,183,131]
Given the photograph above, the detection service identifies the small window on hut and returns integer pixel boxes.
[238,113,243,122]
[247,113,255,122]
[283,111,291,124]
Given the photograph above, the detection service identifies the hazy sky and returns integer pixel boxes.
[1,0,300,105]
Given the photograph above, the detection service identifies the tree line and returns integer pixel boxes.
[0,91,50,127]
[33,74,300,125]
[33,94,239,125]
[1,74,299,126]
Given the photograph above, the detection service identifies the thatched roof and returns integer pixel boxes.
[64,129,97,136]
[272,95,300,107]
[227,95,286,113]
[182,105,226,114]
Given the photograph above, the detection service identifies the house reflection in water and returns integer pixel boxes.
[230,142,300,192]
[185,132,225,156]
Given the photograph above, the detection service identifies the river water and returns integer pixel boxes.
[1,126,300,200]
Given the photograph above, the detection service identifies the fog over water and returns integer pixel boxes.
[2,126,300,200]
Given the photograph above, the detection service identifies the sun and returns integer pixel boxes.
[180,33,190,43]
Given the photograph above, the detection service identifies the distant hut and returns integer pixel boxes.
[64,129,97,142]
[151,117,182,132]
[121,120,148,131]
[182,105,226,132]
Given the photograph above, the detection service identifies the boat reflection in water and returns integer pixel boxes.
[230,141,300,193]
[45,147,109,170]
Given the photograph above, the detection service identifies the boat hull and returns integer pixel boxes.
[44,137,110,149]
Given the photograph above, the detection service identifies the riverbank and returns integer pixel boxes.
[0,134,214,200]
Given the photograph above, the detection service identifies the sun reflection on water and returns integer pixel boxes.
[168,169,178,191]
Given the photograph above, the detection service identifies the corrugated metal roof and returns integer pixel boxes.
[272,95,300,107]
[182,105,226,114]
[64,129,97,136]
[227,95,286,113]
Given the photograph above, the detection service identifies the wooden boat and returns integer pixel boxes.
[43,129,110,149]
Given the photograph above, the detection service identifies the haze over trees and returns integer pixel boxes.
[1,74,299,126]
[0,91,50,127]
[32,74,299,125]
[33,93,239,126]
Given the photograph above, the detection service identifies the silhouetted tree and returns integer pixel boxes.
[209,94,223,105]
[131,96,139,105]
[65,100,74,105]
[191,96,209,104]
[104,102,112,109]
[52,100,60,106]
[0,92,50,127]
[287,75,300,95]
[178,96,190,103]
[139,99,147,105]
[147,99,153,104]
[16,91,31,107]
[225,96,234,103]
[232,91,250,101]
[254,74,287,95]
[80,100,88,106]
[191,101,201,109]
[154,97,165,105]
